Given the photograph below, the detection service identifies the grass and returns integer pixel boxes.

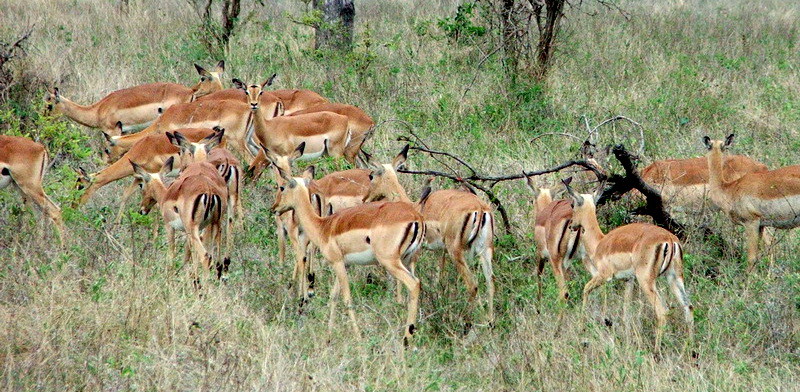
[1,0,799,390]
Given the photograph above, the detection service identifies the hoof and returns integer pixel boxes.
[604,318,613,327]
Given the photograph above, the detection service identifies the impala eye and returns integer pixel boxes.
[138,183,143,189]
[201,77,207,81]
[368,174,373,181]
[279,186,285,192]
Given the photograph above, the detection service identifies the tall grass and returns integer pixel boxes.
[1,0,798,390]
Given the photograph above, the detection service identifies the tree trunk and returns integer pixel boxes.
[313,0,355,51]
[500,0,517,71]
[534,0,565,80]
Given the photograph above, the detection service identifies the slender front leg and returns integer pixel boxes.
[115,179,142,224]
[744,220,761,273]
[330,261,361,338]
[384,260,421,347]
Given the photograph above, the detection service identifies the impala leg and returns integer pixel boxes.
[331,261,360,338]
[581,274,606,313]
[436,251,447,285]
[637,274,667,351]
[292,234,309,301]
[305,241,317,298]
[551,255,569,302]
[479,245,496,326]
[622,279,635,331]
[667,273,694,341]
[114,179,141,224]
[166,225,176,260]
[744,221,761,274]
[384,260,421,347]
[759,226,775,273]
[327,272,341,336]
[450,246,478,329]
[17,180,65,244]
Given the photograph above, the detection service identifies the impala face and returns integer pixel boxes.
[43,88,60,114]
[191,61,226,98]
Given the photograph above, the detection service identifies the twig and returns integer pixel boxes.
[462,45,503,99]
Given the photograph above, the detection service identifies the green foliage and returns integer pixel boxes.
[437,2,487,44]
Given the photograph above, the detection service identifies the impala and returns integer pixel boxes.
[219,74,327,115]
[76,128,221,215]
[0,135,65,242]
[272,168,425,345]
[564,180,693,350]
[363,145,496,326]
[641,154,767,210]
[171,130,243,253]
[132,158,228,279]
[104,94,276,164]
[703,134,800,272]
[241,80,352,177]
[278,166,373,301]
[44,61,225,136]
[289,103,375,166]
[525,176,590,301]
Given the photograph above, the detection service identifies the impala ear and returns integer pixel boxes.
[53,87,60,98]
[724,133,735,148]
[393,144,410,170]
[580,140,595,158]
[161,156,175,176]
[130,160,151,181]
[262,73,277,88]
[291,142,306,159]
[77,166,90,179]
[195,64,211,77]
[214,60,225,73]
[232,78,246,91]
[114,121,123,135]
[702,136,712,150]
[102,131,113,144]
[202,129,223,151]
[302,165,316,182]
[562,177,583,206]
[275,164,292,183]
[170,131,190,151]
[524,173,536,193]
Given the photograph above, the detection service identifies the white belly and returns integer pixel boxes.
[613,268,635,280]
[168,216,184,230]
[121,120,154,134]
[344,248,377,265]
[0,172,11,190]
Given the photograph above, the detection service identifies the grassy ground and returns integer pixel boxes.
[1,0,799,390]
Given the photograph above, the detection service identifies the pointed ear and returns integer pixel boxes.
[161,156,175,177]
[170,131,190,150]
[291,142,306,160]
[130,160,151,181]
[212,125,224,133]
[202,129,223,151]
[702,136,712,150]
[77,166,90,178]
[302,165,315,182]
[214,60,225,73]
[53,87,60,97]
[259,143,278,166]
[232,78,246,91]
[195,64,211,77]
[262,73,277,88]
[579,140,595,158]
[524,173,536,193]
[392,144,410,170]
[724,134,735,148]
[562,177,582,206]
[114,121,123,135]
[275,164,292,183]
[102,131,113,144]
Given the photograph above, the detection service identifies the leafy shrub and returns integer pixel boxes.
[437,2,487,44]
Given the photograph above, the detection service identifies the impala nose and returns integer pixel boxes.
[250,103,258,110]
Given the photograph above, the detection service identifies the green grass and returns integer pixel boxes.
[1,0,799,390]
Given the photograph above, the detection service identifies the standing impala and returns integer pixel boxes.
[44,61,225,136]
[239,80,352,177]
[564,180,693,350]
[0,135,65,243]
[104,90,280,163]
[289,103,375,166]
[132,158,228,279]
[641,154,767,210]
[272,168,425,346]
[363,146,496,326]
[703,134,800,272]
[525,177,590,302]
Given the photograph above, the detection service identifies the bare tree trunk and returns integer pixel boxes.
[313,0,355,51]
[534,0,565,80]
[500,0,518,71]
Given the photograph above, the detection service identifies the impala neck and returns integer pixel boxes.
[578,209,605,259]
[57,96,100,128]
[291,186,327,249]
[707,146,725,189]
[535,189,553,215]
[150,178,168,208]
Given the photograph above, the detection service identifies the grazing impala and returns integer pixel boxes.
[289,103,375,166]
[272,168,425,345]
[564,180,693,350]
[44,61,225,136]
[132,158,228,278]
[0,135,65,242]
[525,176,590,302]
[104,93,277,163]
[703,134,800,272]
[76,128,221,213]
[641,154,767,210]
[363,146,496,326]
[269,87,328,115]
[241,80,352,177]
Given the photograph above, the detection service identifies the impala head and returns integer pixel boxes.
[131,157,174,215]
[259,142,305,175]
[271,166,311,214]
[563,177,596,231]
[74,166,92,190]
[580,140,609,177]
[702,133,735,153]
[100,122,128,163]
[363,144,409,202]
[168,127,224,167]
[234,74,277,111]
[191,61,225,98]
[43,87,61,114]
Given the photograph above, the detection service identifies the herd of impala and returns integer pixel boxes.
[1,60,799,350]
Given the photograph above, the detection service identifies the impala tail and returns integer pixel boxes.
[654,241,682,277]
[192,193,224,225]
